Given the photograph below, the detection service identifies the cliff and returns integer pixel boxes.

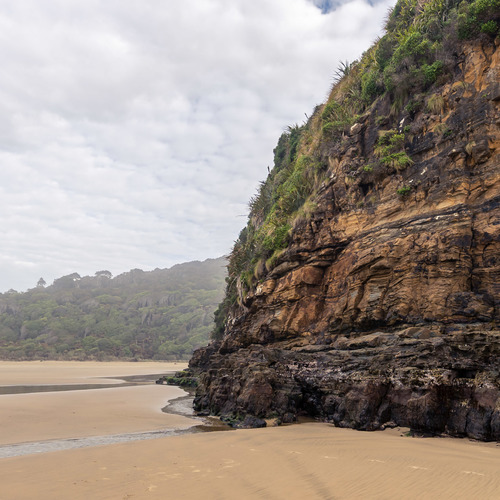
[191,0,500,440]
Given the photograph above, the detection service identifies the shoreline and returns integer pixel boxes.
[0,361,198,449]
[1,361,499,498]
[0,360,231,460]
[0,360,188,386]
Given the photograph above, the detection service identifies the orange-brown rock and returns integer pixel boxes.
[191,41,500,440]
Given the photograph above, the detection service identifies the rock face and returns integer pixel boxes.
[191,40,500,440]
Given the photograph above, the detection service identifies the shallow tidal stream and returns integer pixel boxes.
[0,370,226,459]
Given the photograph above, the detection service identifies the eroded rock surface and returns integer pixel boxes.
[191,41,500,440]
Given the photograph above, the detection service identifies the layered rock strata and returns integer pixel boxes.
[191,41,500,440]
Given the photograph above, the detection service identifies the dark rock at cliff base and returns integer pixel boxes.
[191,38,500,441]
[220,414,267,429]
[192,325,500,440]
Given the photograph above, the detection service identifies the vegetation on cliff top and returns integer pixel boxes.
[0,258,226,360]
[213,0,499,339]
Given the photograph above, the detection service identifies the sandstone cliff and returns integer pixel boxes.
[191,0,500,440]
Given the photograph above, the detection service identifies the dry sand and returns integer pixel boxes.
[1,423,499,500]
[1,362,499,499]
[0,360,187,385]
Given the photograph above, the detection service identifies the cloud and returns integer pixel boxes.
[0,0,394,292]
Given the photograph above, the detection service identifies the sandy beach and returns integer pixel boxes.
[0,384,196,445]
[0,360,187,385]
[0,361,195,446]
[1,423,499,499]
[1,361,499,499]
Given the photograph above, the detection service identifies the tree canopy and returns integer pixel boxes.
[0,257,226,361]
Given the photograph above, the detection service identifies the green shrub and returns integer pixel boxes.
[481,19,499,35]
[375,130,413,170]
[422,60,444,86]
[322,101,340,121]
[272,133,289,172]
[389,133,405,149]
[322,120,350,136]
[397,185,412,196]
[375,130,405,154]
[261,223,290,253]
[458,0,500,39]
[458,12,478,38]
[472,0,500,19]
[287,125,303,164]
[383,62,397,93]
[405,99,422,116]
[361,70,384,103]
[322,99,353,128]
[381,152,414,170]
[240,270,254,290]
[375,35,395,70]
[392,30,429,65]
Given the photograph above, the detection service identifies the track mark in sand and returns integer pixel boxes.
[286,453,335,499]
[238,476,281,500]
[288,450,303,454]
[409,466,429,471]
[369,459,386,463]
[147,485,157,492]
[323,455,338,459]
[461,471,485,476]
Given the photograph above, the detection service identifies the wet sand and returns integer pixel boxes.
[0,360,201,459]
[1,423,499,499]
[0,384,195,446]
[1,362,499,499]
[0,361,195,448]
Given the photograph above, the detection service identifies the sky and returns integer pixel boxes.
[0,0,395,293]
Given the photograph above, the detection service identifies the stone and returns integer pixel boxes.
[191,41,500,441]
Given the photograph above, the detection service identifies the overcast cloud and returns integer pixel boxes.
[0,0,394,292]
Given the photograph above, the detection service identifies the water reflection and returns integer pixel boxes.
[0,373,166,395]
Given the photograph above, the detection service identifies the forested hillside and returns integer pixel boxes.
[0,257,226,360]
